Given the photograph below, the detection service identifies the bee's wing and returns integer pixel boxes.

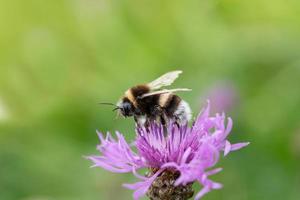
[140,88,191,99]
[147,70,182,90]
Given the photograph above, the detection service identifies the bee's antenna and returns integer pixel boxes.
[99,102,120,111]
[112,107,120,111]
[98,102,116,106]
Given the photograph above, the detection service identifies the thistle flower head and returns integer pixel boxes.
[87,102,249,200]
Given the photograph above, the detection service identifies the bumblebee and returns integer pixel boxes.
[102,71,192,126]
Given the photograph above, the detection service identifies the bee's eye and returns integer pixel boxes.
[126,104,132,112]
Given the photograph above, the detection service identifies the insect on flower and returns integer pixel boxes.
[87,102,249,200]
[100,71,192,126]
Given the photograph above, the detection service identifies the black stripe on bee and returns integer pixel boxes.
[130,85,150,98]
[164,94,181,117]
[138,94,160,116]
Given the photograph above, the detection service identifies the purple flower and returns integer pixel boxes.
[87,101,249,200]
[200,81,239,113]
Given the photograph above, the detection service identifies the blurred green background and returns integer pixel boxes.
[0,0,300,199]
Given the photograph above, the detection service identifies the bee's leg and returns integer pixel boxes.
[153,105,162,114]
[135,115,147,127]
[134,115,142,128]
[160,115,166,126]
[160,110,170,126]
[145,118,151,132]
[152,105,163,124]
[174,116,181,128]
[160,113,169,136]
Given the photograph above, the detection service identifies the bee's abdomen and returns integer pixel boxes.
[139,94,160,116]
[164,94,181,117]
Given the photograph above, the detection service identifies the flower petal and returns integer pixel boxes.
[123,168,164,200]
[87,131,144,173]
[231,142,250,151]
[224,140,231,156]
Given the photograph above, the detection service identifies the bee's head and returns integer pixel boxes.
[117,98,134,117]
